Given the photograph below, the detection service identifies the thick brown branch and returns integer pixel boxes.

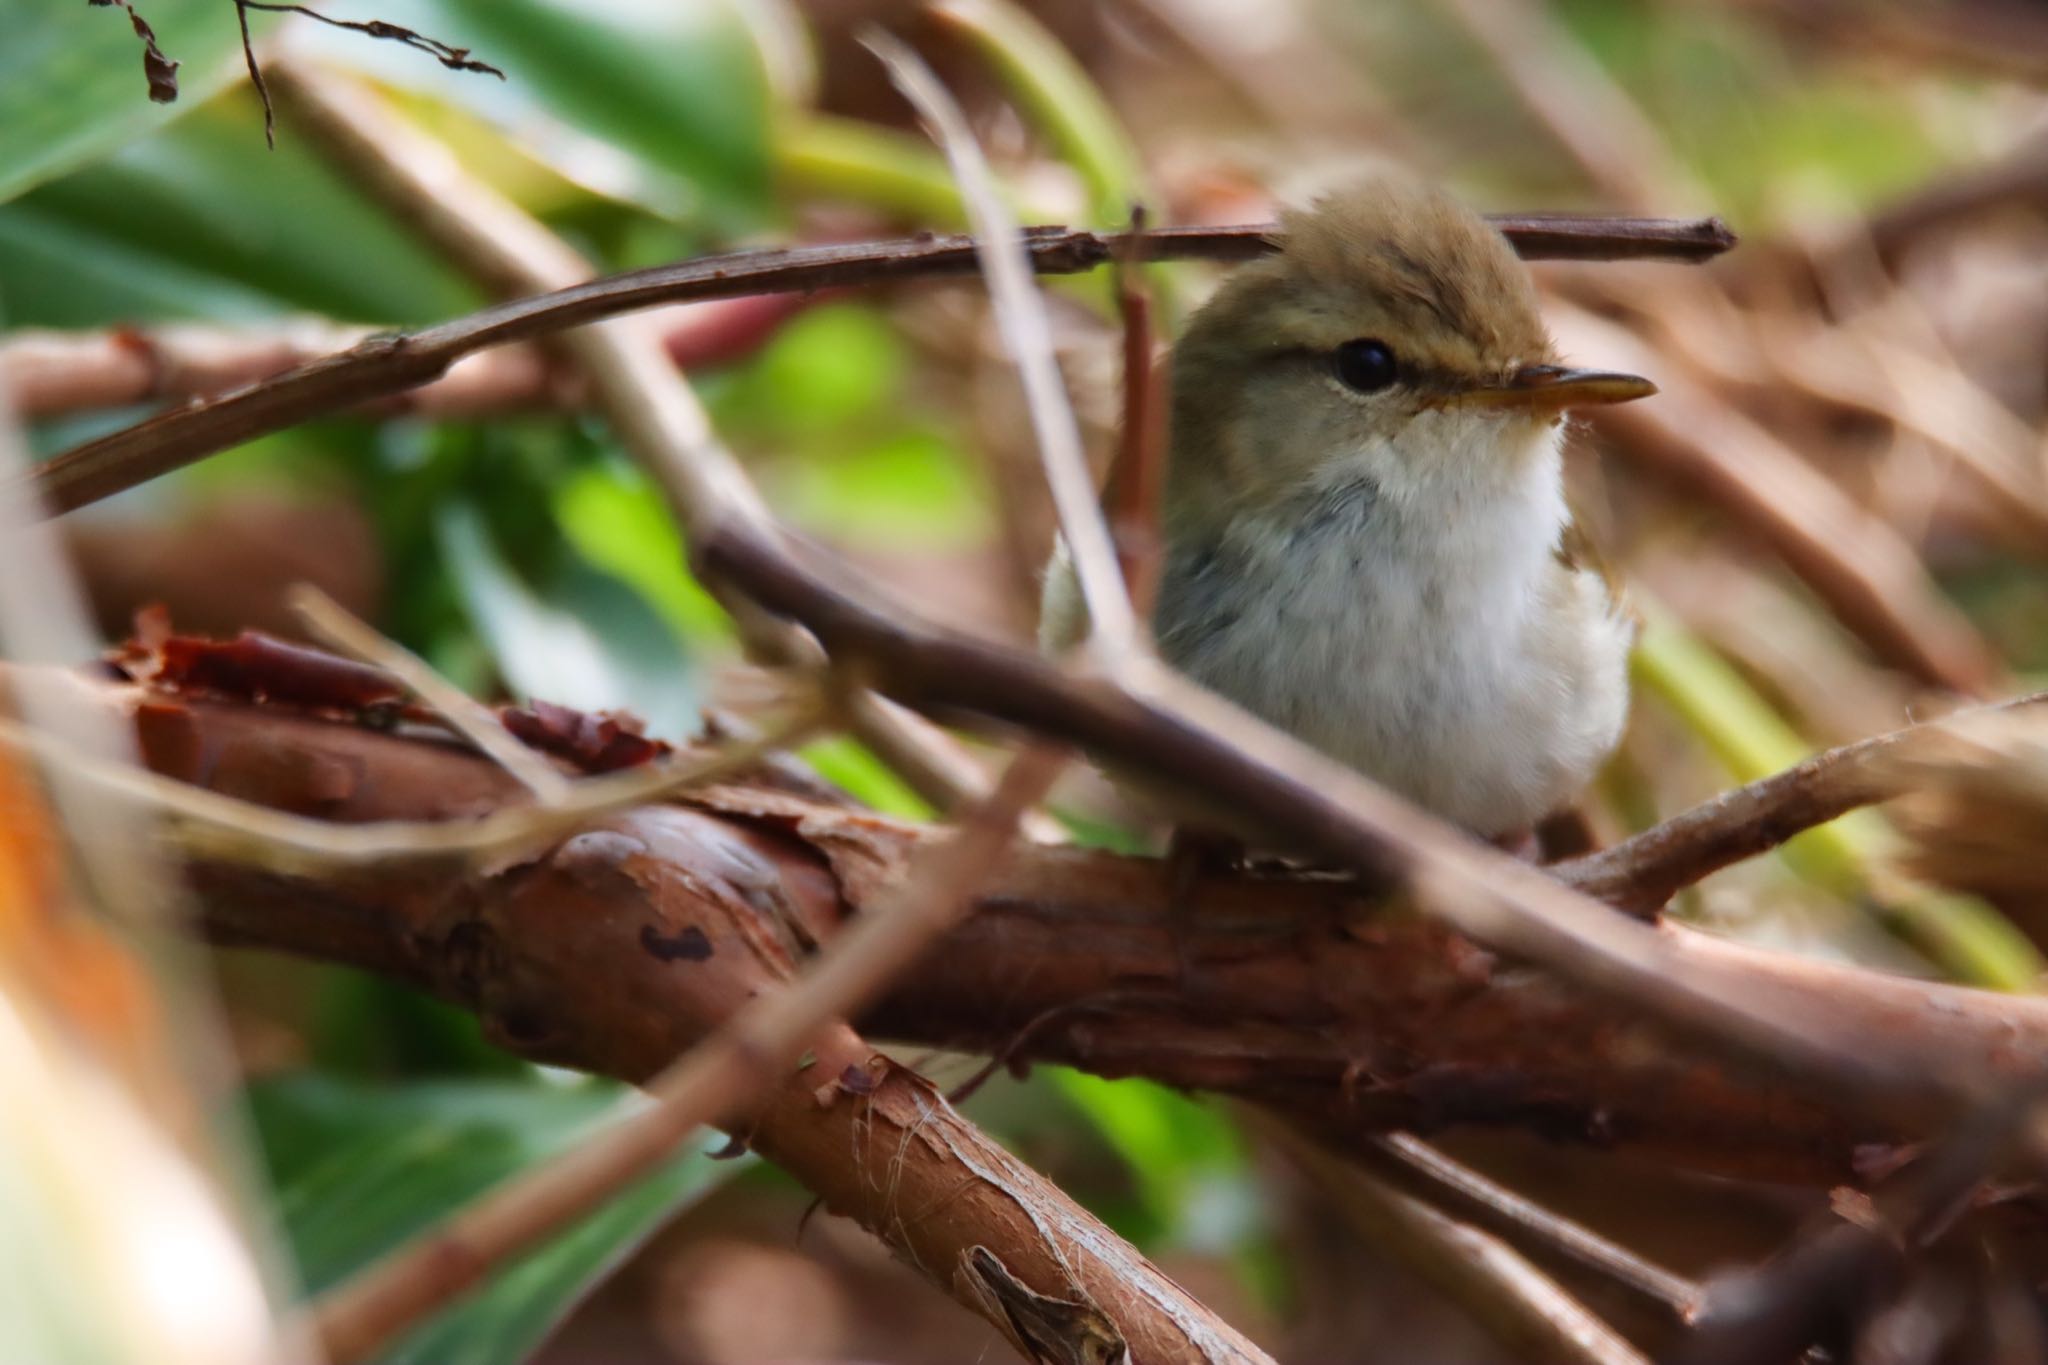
[60,669,2048,1185]
[124,687,1263,1363]
[21,214,1733,517]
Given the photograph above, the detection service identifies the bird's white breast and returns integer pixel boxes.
[1150,418,1632,835]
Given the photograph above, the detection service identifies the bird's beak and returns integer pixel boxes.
[1457,366,1657,411]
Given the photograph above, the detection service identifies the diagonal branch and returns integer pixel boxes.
[1270,1121,1653,1365]
[310,747,1104,1364]
[698,520,2019,1122]
[868,30,1139,666]
[1556,691,2048,914]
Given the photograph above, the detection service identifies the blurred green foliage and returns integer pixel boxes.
[1,98,476,325]
[290,0,773,229]
[0,0,263,202]
[251,1073,742,1364]
[7,0,2044,1357]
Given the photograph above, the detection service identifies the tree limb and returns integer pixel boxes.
[19,213,1732,518]
[45,664,2048,1184]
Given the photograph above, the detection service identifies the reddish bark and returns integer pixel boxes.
[66,672,2048,1186]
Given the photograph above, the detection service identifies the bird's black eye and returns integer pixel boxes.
[1332,338,1398,393]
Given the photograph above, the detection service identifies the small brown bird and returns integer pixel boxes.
[1043,176,1655,837]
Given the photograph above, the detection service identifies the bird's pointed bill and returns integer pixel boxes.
[1459,366,1657,410]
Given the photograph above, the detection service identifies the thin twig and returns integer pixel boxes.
[1557,691,2048,914]
[233,0,272,145]
[866,31,1138,668]
[241,2,502,76]
[21,216,1734,519]
[1359,1134,1702,1323]
[1106,206,1168,619]
[1264,1118,1653,1365]
[309,745,1069,1364]
[232,0,501,147]
[288,583,572,805]
[0,704,823,872]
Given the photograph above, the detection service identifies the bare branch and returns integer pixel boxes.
[48,656,2048,1183]
[697,520,2013,1123]
[1105,207,1169,618]
[1356,1134,1702,1323]
[21,215,1733,519]
[1557,692,2048,914]
[232,1,500,147]
[870,31,1138,667]
[1269,1119,1652,1365]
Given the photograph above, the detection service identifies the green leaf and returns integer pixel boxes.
[438,501,700,739]
[1049,1070,1257,1255]
[777,115,971,227]
[796,734,932,819]
[712,303,992,550]
[249,1072,744,1365]
[294,0,773,229]
[554,460,733,646]
[1,97,479,326]
[0,0,262,204]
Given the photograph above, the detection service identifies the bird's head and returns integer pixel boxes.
[1166,176,1654,525]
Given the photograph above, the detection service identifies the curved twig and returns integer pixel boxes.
[20,214,1732,518]
[1557,692,2048,914]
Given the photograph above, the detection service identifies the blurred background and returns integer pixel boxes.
[7,0,2048,1360]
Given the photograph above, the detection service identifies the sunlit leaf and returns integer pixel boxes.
[0,97,478,326]
[292,0,773,229]
[1050,1070,1259,1256]
[554,461,733,646]
[767,429,990,549]
[795,735,931,819]
[438,501,700,739]
[250,1072,743,1365]
[722,304,906,437]
[0,0,262,204]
